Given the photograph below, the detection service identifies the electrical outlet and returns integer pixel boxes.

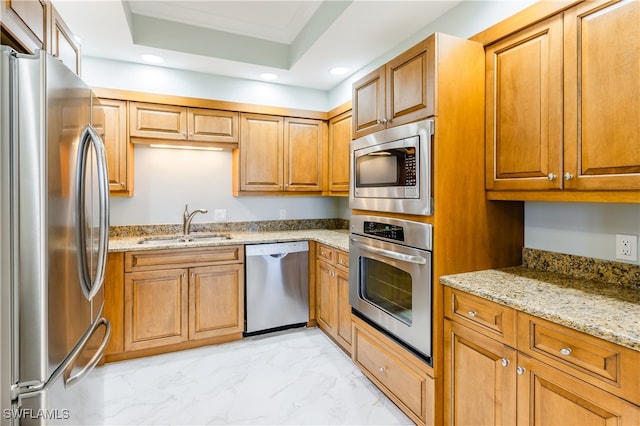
[615,234,638,261]
[214,209,227,222]
[279,209,287,220]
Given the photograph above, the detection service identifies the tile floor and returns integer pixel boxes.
[98,327,412,425]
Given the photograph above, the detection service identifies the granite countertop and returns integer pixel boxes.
[440,253,640,351]
[109,229,350,253]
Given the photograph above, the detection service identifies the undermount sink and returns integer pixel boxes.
[137,233,231,245]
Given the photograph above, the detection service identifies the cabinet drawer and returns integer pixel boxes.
[336,250,349,270]
[125,246,244,272]
[518,312,640,405]
[444,287,516,345]
[317,244,334,262]
[352,317,433,425]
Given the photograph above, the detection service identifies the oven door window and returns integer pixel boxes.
[359,257,412,325]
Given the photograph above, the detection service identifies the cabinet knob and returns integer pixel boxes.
[564,172,574,181]
[516,366,526,375]
[379,366,386,373]
[501,358,510,367]
[468,311,477,317]
[559,347,572,356]
[547,173,557,181]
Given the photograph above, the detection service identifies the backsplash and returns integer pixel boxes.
[110,218,350,238]
[523,248,640,289]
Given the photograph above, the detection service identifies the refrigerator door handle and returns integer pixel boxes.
[63,317,111,387]
[75,124,110,300]
[12,317,111,402]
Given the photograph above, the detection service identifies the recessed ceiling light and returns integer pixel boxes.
[259,72,278,81]
[329,67,349,76]
[141,54,164,64]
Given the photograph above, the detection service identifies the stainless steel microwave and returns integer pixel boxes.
[349,119,434,216]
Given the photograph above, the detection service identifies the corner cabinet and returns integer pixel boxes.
[444,287,640,425]
[315,244,351,353]
[485,0,640,201]
[234,113,326,195]
[352,36,435,139]
[104,246,244,362]
[95,98,133,196]
[325,109,352,194]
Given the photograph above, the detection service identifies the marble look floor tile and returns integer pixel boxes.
[98,327,413,425]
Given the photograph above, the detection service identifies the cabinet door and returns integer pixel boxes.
[485,15,564,190]
[316,259,337,334]
[327,110,352,193]
[189,264,244,340]
[239,113,284,191]
[129,102,188,140]
[335,267,352,352]
[517,354,640,426]
[50,5,80,75]
[563,0,640,190]
[352,66,386,139]
[97,99,133,195]
[0,0,48,53]
[444,320,517,426]
[284,117,324,192]
[386,36,435,128]
[187,108,239,144]
[124,269,188,351]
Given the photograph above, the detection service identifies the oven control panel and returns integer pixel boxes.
[363,221,405,242]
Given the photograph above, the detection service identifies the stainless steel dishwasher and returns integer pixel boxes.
[245,241,309,335]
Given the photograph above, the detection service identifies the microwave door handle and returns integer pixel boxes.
[350,237,427,265]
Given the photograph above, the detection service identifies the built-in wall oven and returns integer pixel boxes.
[350,119,434,216]
[349,214,433,364]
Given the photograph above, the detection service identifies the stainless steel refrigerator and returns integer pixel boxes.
[0,47,111,425]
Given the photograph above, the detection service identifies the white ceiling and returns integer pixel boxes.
[51,0,462,90]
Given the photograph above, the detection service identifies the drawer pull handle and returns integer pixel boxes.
[468,311,477,317]
[501,358,510,367]
[379,366,386,373]
[560,347,572,356]
[516,366,526,375]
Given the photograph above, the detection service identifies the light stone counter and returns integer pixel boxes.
[109,229,350,253]
[441,263,640,351]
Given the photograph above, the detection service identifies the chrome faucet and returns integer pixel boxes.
[183,204,208,236]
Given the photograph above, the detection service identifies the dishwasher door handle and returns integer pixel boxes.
[270,253,287,259]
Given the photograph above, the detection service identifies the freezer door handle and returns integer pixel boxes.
[75,124,110,300]
[64,317,111,387]
[12,317,111,402]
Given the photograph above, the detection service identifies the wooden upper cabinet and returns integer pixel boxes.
[238,113,284,192]
[485,0,640,200]
[97,99,133,196]
[50,4,80,75]
[485,14,564,191]
[563,0,640,191]
[188,108,238,143]
[235,113,326,194]
[327,110,352,193]
[352,36,435,139]
[129,101,239,146]
[352,67,386,138]
[0,0,48,53]
[130,102,188,140]
[284,117,325,192]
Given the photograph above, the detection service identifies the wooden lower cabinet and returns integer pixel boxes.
[444,319,517,426]
[352,316,435,426]
[315,244,352,353]
[104,246,244,362]
[444,287,640,425]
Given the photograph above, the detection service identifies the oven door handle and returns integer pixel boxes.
[350,237,427,265]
